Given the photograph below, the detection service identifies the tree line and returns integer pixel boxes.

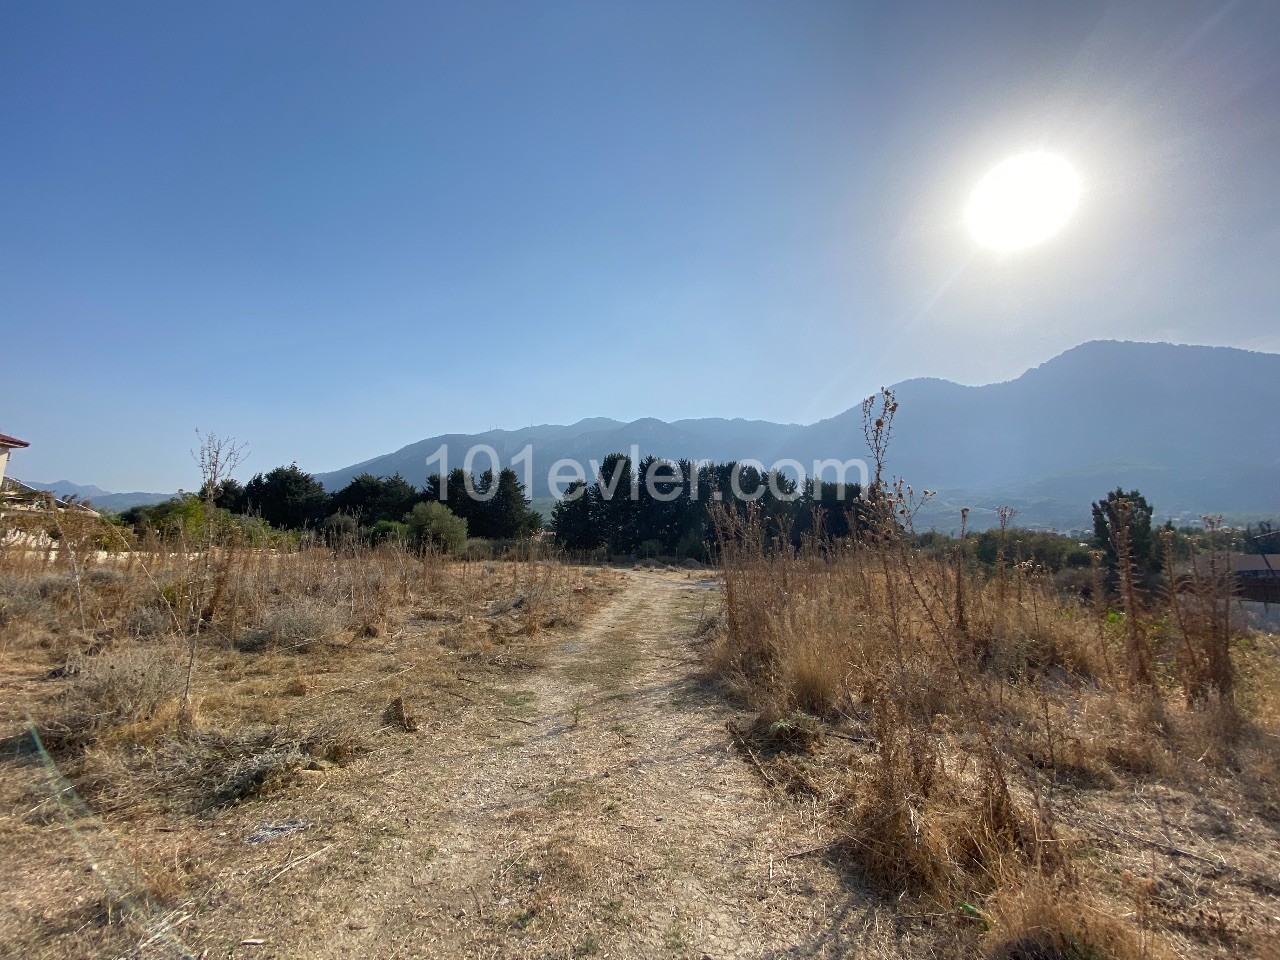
[118,464,542,553]
[117,449,1233,577]
[550,454,867,558]
[552,461,1203,580]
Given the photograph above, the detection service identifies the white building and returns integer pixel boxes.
[0,433,30,488]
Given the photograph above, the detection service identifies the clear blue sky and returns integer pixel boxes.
[3,1,1278,490]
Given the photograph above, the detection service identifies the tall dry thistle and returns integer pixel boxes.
[1199,516,1235,705]
[1110,498,1153,690]
[955,506,970,645]
[1165,519,1236,709]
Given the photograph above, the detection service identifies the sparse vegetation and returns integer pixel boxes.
[3,398,1277,959]
[0,511,622,957]
[708,390,1280,958]
[119,462,544,547]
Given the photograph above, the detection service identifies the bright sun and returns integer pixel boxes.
[965,152,1082,252]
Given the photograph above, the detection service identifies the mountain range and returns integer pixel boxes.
[313,340,1279,531]
[22,481,175,513]
[27,341,1279,531]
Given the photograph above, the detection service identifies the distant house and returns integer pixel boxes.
[1180,552,1280,604]
[1185,553,1280,578]
[1,435,100,541]
[0,433,30,488]
[1230,554,1280,583]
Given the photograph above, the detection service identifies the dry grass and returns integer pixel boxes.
[707,395,1280,959]
[2,533,611,768]
[0,526,622,956]
[982,870,1156,960]
[711,508,1280,956]
[48,643,188,748]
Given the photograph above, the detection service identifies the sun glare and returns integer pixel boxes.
[965,152,1082,252]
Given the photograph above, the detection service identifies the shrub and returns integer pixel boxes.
[50,645,186,745]
[243,598,349,650]
[123,603,172,638]
[0,576,50,632]
[464,538,495,560]
[323,512,359,543]
[405,501,467,555]
[371,519,409,543]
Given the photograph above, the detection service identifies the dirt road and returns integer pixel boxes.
[164,570,911,958]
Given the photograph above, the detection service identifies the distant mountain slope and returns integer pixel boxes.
[26,480,114,501]
[313,340,1279,529]
[315,416,802,495]
[23,480,173,512]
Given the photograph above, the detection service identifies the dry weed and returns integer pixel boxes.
[44,644,187,748]
[708,391,1271,958]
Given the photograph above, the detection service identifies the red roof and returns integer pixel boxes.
[0,433,30,449]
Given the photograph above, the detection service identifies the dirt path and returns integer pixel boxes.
[187,570,909,959]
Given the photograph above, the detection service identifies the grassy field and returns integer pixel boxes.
[709,496,1280,959]
[0,526,623,958]
[2,477,1279,958]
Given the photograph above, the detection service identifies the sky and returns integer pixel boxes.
[3,0,1278,491]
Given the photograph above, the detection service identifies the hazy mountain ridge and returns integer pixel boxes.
[311,341,1280,529]
[22,480,174,512]
[35,342,1278,529]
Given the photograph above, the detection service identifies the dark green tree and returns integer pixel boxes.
[331,473,419,524]
[201,477,248,514]
[1092,487,1159,572]
[591,453,640,552]
[426,467,539,540]
[552,458,826,558]
[635,456,684,552]
[426,468,481,531]
[243,464,331,530]
[791,480,865,543]
[483,468,543,539]
[551,480,597,549]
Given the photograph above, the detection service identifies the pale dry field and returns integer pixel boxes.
[2,532,1279,960]
[0,545,910,960]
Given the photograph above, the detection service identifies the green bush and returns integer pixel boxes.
[323,513,359,544]
[404,502,467,555]
[463,538,494,560]
[371,519,409,543]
